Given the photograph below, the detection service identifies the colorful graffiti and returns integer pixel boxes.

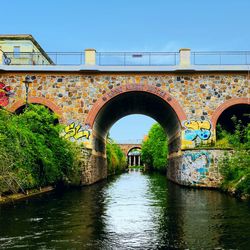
[0,82,12,107]
[62,122,92,148]
[183,120,211,141]
[181,152,210,184]
[64,122,90,140]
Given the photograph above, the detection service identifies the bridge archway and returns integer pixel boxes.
[84,85,187,183]
[8,97,64,122]
[127,147,142,166]
[127,146,142,156]
[211,97,250,129]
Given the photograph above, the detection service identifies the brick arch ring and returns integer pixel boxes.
[210,97,250,129]
[85,84,187,127]
[127,146,142,156]
[8,97,65,123]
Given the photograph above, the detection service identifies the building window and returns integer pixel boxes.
[14,46,20,58]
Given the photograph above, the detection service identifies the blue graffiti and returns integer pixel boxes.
[184,129,211,141]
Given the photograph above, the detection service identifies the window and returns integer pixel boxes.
[14,46,20,58]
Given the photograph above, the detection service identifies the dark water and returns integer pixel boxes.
[0,171,249,250]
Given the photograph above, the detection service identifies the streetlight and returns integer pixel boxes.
[23,75,33,108]
[0,48,11,65]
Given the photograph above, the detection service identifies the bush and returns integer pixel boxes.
[218,117,250,198]
[0,105,80,194]
[106,139,126,175]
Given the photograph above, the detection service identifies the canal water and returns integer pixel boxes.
[0,171,249,249]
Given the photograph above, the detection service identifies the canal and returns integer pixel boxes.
[0,171,249,249]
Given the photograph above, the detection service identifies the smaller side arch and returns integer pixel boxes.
[8,97,65,122]
[211,97,250,129]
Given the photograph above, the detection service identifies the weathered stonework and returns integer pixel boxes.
[0,71,249,187]
[168,149,226,188]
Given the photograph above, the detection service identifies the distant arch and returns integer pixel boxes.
[127,146,142,156]
[211,97,250,128]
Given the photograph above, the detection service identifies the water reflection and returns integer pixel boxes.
[0,171,249,249]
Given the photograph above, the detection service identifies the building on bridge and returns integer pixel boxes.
[0,34,53,65]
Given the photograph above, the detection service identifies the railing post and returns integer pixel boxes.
[85,48,96,65]
[0,50,3,64]
[179,48,191,67]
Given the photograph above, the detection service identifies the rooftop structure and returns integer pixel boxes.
[0,34,53,65]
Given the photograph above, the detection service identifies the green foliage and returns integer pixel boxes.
[141,123,168,172]
[219,150,250,197]
[218,117,250,198]
[216,116,250,149]
[0,105,81,194]
[106,139,126,175]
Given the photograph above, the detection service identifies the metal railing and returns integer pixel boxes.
[192,51,250,65]
[96,52,178,66]
[1,51,250,66]
[116,139,143,145]
[4,52,85,65]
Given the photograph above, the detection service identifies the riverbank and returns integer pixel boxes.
[0,186,54,204]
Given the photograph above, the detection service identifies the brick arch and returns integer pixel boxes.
[127,146,142,156]
[211,97,250,128]
[8,97,65,122]
[85,84,187,127]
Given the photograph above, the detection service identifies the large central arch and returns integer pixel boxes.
[84,84,187,184]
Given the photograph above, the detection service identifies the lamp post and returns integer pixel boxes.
[0,48,11,65]
[23,75,33,108]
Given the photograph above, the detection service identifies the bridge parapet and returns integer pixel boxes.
[1,49,250,67]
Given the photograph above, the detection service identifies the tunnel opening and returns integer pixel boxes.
[127,147,142,166]
[91,90,183,158]
[216,104,250,135]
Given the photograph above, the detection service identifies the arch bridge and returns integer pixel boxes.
[0,48,249,188]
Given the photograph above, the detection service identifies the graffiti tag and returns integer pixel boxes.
[181,152,210,184]
[183,120,211,141]
[0,82,13,107]
[64,122,91,140]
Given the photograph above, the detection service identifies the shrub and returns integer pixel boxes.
[0,105,80,194]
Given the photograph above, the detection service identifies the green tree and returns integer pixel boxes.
[106,138,126,175]
[0,105,81,195]
[141,123,168,172]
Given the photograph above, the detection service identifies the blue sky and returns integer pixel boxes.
[2,0,250,141]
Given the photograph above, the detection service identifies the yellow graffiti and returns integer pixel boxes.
[183,120,211,130]
[64,122,90,140]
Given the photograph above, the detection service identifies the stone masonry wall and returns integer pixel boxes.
[0,72,248,186]
[168,149,227,188]
[1,72,248,126]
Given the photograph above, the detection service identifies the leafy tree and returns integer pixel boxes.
[106,138,126,175]
[0,105,81,195]
[141,123,168,172]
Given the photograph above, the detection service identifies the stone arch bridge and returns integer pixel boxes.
[0,49,249,188]
[117,143,142,166]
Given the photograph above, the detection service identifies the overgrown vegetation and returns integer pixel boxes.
[218,116,250,198]
[141,123,168,173]
[0,105,81,196]
[106,138,126,175]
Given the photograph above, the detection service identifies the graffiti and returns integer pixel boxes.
[181,152,210,184]
[0,82,13,107]
[183,120,211,141]
[63,122,91,141]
